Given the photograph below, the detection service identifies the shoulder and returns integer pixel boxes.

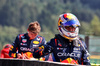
[37,35,46,40]
[47,34,63,44]
[14,33,26,42]
[37,35,45,38]
[17,33,25,37]
[1,49,8,52]
[46,38,56,46]
[79,39,87,48]
[36,35,46,44]
[16,33,26,38]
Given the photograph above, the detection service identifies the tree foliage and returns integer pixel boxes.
[90,15,100,35]
[0,25,19,50]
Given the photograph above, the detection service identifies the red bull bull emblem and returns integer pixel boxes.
[61,58,78,64]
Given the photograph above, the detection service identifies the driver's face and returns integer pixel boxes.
[28,31,38,39]
[65,26,76,32]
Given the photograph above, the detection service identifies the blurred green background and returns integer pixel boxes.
[0,0,100,64]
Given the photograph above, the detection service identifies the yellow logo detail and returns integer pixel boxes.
[87,57,89,60]
[10,46,14,51]
[78,44,80,46]
[41,46,44,49]
[33,41,39,44]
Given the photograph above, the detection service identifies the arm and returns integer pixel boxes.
[33,44,53,58]
[82,52,90,65]
[32,39,54,58]
[80,40,90,65]
[9,35,19,58]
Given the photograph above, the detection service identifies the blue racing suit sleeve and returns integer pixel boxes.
[81,40,90,65]
[33,39,54,58]
[82,53,90,65]
[9,35,19,58]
